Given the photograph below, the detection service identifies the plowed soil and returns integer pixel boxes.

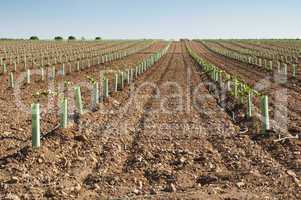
[0,41,300,200]
[0,42,166,159]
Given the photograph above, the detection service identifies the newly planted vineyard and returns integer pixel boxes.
[0,39,300,200]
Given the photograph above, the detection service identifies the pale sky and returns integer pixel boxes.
[0,0,300,39]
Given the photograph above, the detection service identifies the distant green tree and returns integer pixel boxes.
[30,36,39,40]
[95,37,102,41]
[68,36,76,40]
[54,36,63,41]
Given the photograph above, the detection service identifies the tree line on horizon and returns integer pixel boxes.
[28,36,102,41]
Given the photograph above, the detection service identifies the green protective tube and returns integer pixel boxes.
[258,58,262,67]
[269,60,273,70]
[120,72,124,89]
[150,57,153,66]
[3,63,7,74]
[92,82,99,110]
[283,63,287,76]
[31,103,40,148]
[142,62,145,73]
[292,64,296,78]
[24,60,27,70]
[26,69,31,84]
[9,72,14,88]
[74,86,83,115]
[76,61,80,71]
[62,64,65,76]
[239,94,244,104]
[103,77,109,99]
[60,98,68,128]
[215,70,219,82]
[219,71,223,87]
[123,70,128,84]
[138,65,141,75]
[261,95,270,133]
[41,67,45,81]
[130,68,134,82]
[114,73,118,92]
[135,66,138,78]
[127,70,130,84]
[68,63,72,74]
[277,61,281,73]
[247,91,253,118]
[227,79,231,91]
[233,79,238,97]
[13,62,17,72]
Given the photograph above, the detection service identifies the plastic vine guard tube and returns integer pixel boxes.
[31,103,40,148]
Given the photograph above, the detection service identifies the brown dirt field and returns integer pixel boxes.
[0,41,166,159]
[0,41,300,199]
[190,41,301,133]
[188,40,301,178]
[211,41,301,80]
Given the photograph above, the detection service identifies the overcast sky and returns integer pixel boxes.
[0,0,300,39]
